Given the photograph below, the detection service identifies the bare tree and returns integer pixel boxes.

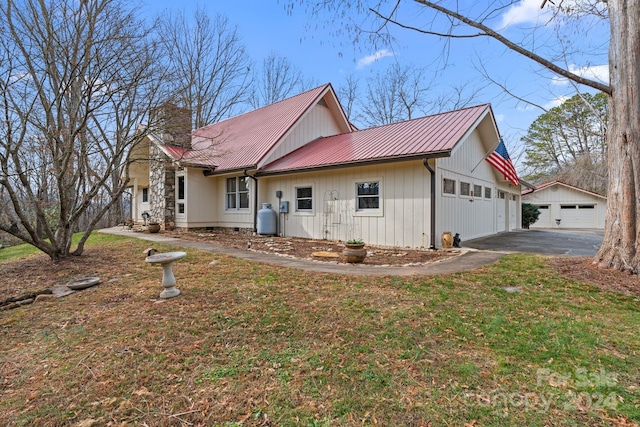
[0,0,164,261]
[339,62,481,128]
[295,1,640,274]
[430,81,484,113]
[249,53,313,108]
[158,8,252,128]
[336,73,360,124]
[358,63,430,126]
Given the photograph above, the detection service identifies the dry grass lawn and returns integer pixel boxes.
[1,234,639,426]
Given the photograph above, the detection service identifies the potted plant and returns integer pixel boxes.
[147,219,161,233]
[343,239,366,263]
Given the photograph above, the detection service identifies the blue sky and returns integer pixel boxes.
[145,1,609,166]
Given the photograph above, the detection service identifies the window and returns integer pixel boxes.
[537,205,549,209]
[356,181,379,210]
[177,176,185,214]
[474,184,482,198]
[561,205,577,209]
[226,178,236,209]
[498,191,505,199]
[142,188,149,203]
[296,186,313,211]
[579,205,595,209]
[484,187,492,199]
[443,178,456,195]
[226,177,250,210]
[511,195,517,201]
[460,182,471,197]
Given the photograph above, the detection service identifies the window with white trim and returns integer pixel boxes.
[356,181,379,210]
[177,175,185,214]
[142,188,149,203]
[226,177,250,210]
[460,182,471,197]
[295,186,313,211]
[443,178,456,195]
[474,184,482,198]
[484,187,492,199]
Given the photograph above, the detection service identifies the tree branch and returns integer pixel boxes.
[369,7,485,38]
[393,0,613,95]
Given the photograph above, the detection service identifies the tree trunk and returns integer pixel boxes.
[595,0,640,273]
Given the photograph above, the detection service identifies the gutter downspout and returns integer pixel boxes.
[244,170,258,233]
[423,158,437,250]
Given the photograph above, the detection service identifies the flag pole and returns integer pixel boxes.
[471,138,502,173]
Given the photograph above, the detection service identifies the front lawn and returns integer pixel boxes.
[1,236,638,426]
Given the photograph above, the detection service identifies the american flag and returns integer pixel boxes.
[486,140,519,186]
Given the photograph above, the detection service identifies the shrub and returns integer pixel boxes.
[522,203,541,229]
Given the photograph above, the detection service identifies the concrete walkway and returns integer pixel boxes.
[99,227,506,276]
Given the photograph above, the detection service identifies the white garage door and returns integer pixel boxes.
[560,204,596,228]
[535,205,551,228]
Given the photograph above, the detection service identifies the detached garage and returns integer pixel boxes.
[522,181,606,229]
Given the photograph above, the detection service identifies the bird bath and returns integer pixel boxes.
[145,251,186,299]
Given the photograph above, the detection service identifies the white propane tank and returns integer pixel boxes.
[257,203,277,235]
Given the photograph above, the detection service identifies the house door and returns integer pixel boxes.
[496,190,506,232]
[509,195,517,231]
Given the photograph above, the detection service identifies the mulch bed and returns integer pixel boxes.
[547,257,640,298]
[164,230,458,266]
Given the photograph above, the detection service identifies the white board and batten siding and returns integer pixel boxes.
[522,183,606,229]
[259,161,433,249]
[436,130,520,242]
[259,103,345,168]
[174,169,254,230]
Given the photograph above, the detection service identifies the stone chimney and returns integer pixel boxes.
[150,103,192,149]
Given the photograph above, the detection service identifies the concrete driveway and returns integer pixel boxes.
[464,229,603,257]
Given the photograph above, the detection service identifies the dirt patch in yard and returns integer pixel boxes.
[0,248,119,301]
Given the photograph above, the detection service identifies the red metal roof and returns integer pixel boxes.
[162,84,332,171]
[259,104,492,174]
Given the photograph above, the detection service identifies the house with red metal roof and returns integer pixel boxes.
[522,181,606,229]
[128,84,522,249]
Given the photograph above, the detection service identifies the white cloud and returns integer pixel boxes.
[544,95,569,110]
[356,49,394,69]
[551,76,569,86]
[498,0,553,29]
[551,64,609,86]
[570,64,609,83]
[495,114,506,122]
[498,0,607,29]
